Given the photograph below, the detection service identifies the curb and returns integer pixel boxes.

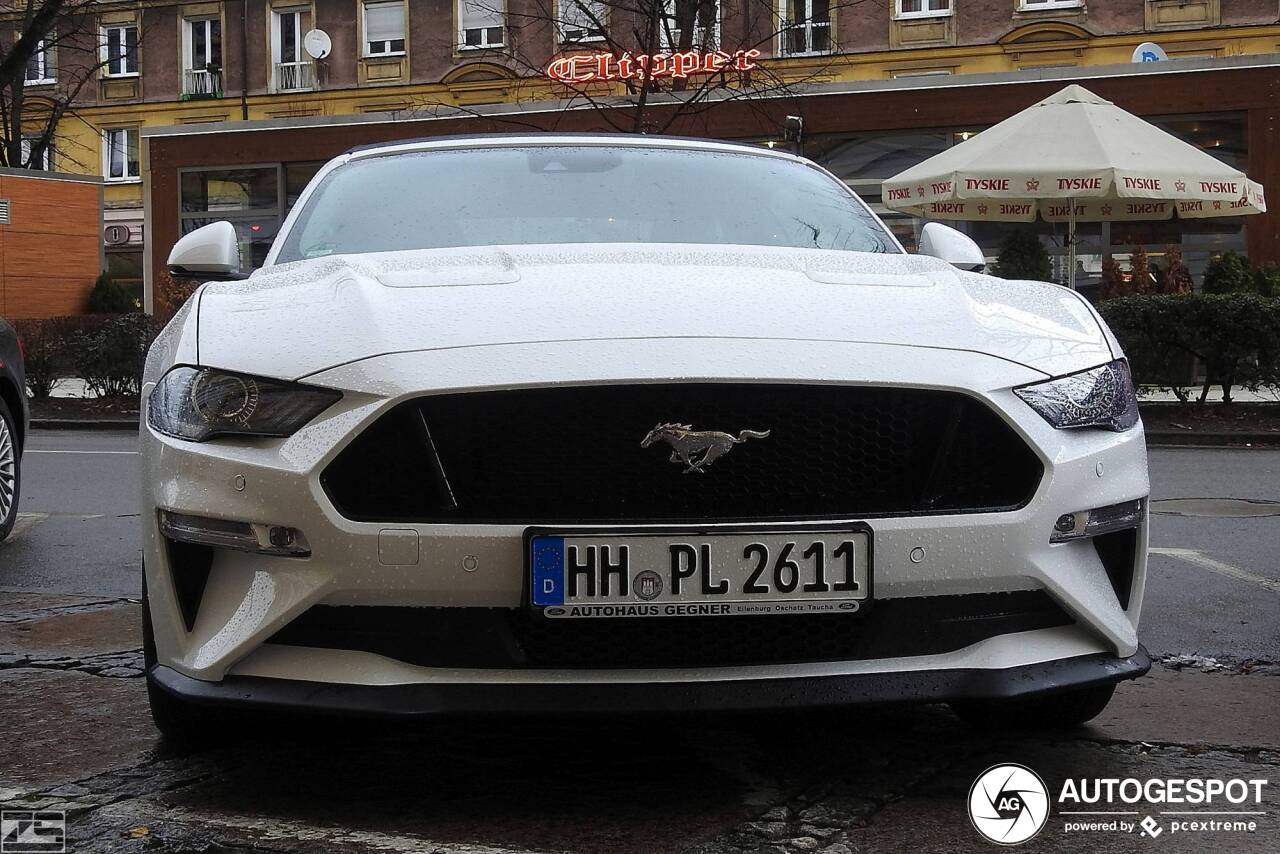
[31,418,138,431]
[1146,431,1280,447]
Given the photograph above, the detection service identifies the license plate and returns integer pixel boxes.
[527,525,872,619]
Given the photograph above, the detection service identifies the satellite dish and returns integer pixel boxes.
[304,29,332,60]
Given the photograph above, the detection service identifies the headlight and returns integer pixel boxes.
[148,366,341,441]
[1014,359,1139,432]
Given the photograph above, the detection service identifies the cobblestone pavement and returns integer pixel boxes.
[2,439,1278,852]
[0,592,1276,853]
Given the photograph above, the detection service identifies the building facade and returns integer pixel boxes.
[7,0,1280,295]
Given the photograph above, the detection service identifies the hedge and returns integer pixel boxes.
[11,314,160,400]
[1099,294,1280,404]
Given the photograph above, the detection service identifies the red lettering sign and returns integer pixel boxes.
[964,178,1010,192]
[546,49,761,83]
[1122,176,1163,191]
[1199,181,1240,195]
[999,203,1033,216]
[1056,177,1103,191]
[887,188,914,202]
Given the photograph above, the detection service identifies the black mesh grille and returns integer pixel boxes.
[321,384,1042,523]
[267,592,1072,670]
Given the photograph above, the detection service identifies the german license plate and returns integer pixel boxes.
[527,525,872,619]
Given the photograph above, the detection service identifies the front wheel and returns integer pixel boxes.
[951,683,1117,730]
[0,396,20,542]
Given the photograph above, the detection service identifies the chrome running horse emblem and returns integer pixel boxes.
[640,423,771,474]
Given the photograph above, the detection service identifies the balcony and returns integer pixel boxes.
[182,68,222,99]
[274,61,316,93]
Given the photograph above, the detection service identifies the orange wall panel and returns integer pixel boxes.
[0,173,102,319]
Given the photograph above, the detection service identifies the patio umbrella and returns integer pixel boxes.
[882,85,1266,286]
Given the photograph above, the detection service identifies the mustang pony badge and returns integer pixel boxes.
[640,423,771,474]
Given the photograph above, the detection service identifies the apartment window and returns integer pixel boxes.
[661,0,718,49]
[183,18,222,96]
[25,37,54,84]
[459,0,505,49]
[780,0,831,55]
[560,1,606,43]
[1018,0,1080,8]
[104,127,140,181]
[364,1,405,56]
[102,23,139,76]
[272,7,316,91]
[20,137,53,170]
[895,0,951,18]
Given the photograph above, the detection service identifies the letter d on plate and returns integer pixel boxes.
[531,537,565,606]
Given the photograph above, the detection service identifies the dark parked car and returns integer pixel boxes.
[0,316,26,541]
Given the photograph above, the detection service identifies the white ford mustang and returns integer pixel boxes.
[142,135,1150,738]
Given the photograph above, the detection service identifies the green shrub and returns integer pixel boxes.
[86,272,138,314]
[1253,264,1280,299]
[990,229,1053,283]
[11,318,71,399]
[1202,251,1254,295]
[1100,293,1280,405]
[61,313,157,398]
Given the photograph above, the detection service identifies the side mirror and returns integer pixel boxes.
[167,221,247,281]
[918,222,986,272]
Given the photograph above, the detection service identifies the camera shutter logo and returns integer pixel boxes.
[968,764,1050,845]
[1,810,66,853]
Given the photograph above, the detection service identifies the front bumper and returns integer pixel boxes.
[149,647,1151,717]
[141,339,1151,698]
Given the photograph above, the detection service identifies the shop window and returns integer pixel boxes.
[101,23,139,76]
[103,127,140,181]
[780,0,831,55]
[183,18,223,97]
[25,37,54,84]
[896,0,950,18]
[459,0,505,49]
[364,1,406,56]
[180,162,325,273]
[661,1,718,48]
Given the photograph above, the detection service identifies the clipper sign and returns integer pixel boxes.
[545,49,761,84]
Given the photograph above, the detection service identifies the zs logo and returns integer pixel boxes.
[1,811,66,853]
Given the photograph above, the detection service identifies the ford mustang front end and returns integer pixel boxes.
[141,136,1149,737]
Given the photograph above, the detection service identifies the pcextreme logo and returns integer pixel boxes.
[968,765,1270,845]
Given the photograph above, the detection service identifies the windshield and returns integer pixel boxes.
[273,145,898,263]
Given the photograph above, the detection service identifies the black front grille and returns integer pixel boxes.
[322,384,1042,523]
[267,592,1073,670]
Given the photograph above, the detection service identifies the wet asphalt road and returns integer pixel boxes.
[1,431,1277,853]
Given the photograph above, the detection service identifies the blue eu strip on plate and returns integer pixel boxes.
[530,536,565,606]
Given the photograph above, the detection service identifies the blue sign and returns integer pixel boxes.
[1133,42,1169,63]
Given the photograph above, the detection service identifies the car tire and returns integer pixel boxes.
[142,572,225,743]
[951,683,1117,730]
[0,396,20,543]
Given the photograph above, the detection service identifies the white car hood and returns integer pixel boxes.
[195,244,1114,381]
